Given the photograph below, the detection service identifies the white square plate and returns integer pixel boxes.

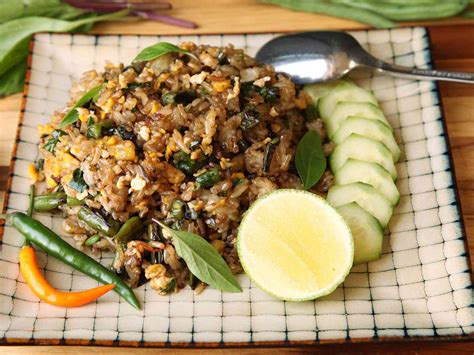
[0,27,472,347]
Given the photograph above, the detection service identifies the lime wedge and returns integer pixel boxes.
[237,189,353,301]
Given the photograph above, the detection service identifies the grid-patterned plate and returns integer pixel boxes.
[0,27,473,347]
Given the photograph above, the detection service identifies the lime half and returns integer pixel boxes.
[237,189,353,301]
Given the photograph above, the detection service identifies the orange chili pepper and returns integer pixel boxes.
[19,245,115,307]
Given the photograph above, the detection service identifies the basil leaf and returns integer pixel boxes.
[133,42,196,63]
[69,168,88,193]
[59,84,103,128]
[0,9,128,84]
[295,130,327,190]
[0,0,85,23]
[43,137,58,153]
[0,60,26,97]
[158,223,242,293]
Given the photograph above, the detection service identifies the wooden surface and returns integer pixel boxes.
[0,0,473,353]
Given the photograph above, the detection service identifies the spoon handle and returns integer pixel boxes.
[374,61,474,84]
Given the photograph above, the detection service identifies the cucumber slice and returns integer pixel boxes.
[336,202,383,265]
[325,102,390,138]
[332,117,401,162]
[330,134,397,180]
[318,81,378,121]
[334,159,400,205]
[303,80,343,107]
[327,182,393,228]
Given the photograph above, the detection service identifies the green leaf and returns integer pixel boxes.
[59,84,103,128]
[0,0,85,23]
[158,223,242,293]
[0,9,129,82]
[69,168,88,193]
[295,130,327,190]
[0,60,26,96]
[133,42,196,63]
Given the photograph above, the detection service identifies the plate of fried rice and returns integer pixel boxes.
[0,29,472,346]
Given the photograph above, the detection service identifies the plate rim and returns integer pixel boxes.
[0,27,472,348]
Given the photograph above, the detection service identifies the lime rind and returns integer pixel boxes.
[237,189,354,302]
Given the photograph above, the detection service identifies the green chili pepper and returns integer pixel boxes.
[66,196,85,207]
[78,207,119,237]
[85,234,101,246]
[170,200,185,220]
[8,212,139,309]
[114,216,143,244]
[33,193,67,212]
[195,167,221,189]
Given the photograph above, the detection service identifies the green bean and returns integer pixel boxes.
[66,196,85,207]
[170,200,185,220]
[114,216,143,243]
[331,0,468,21]
[85,234,101,246]
[28,185,35,217]
[78,207,119,237]
[261,0,395,28]
[195,167,221,189]
[33,193,67,212]
[86,119,114,139]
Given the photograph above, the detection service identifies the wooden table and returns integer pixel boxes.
[1,1,473,353]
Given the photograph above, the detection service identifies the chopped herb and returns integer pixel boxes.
[260,86,280,103]
[116,125,136,141]
[86,116,94,126]
[240,82,280,103]
[161,278,176,294]
[43,129,66,153]
[237,139,249,152]
[126,82,148,90]
[172,151,205,174]
[69,168,88,193]
[304,105,317,121]
[161,92,175,105]
[34,158,44,172]
[232,178,244,186]
[240,109,260,130]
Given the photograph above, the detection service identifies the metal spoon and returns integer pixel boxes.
[256,31,474,84]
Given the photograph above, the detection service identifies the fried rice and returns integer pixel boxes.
[32,42,333,294]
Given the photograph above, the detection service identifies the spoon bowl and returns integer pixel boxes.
[256,31,474,84]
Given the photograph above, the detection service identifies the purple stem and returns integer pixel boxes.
[133,10,198,29]
[64,0,172,11]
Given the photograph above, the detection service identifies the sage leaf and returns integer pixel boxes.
[59,84,103,128]
[295,130,326,190]
[133,42,196,63]
[157,222,242,293]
